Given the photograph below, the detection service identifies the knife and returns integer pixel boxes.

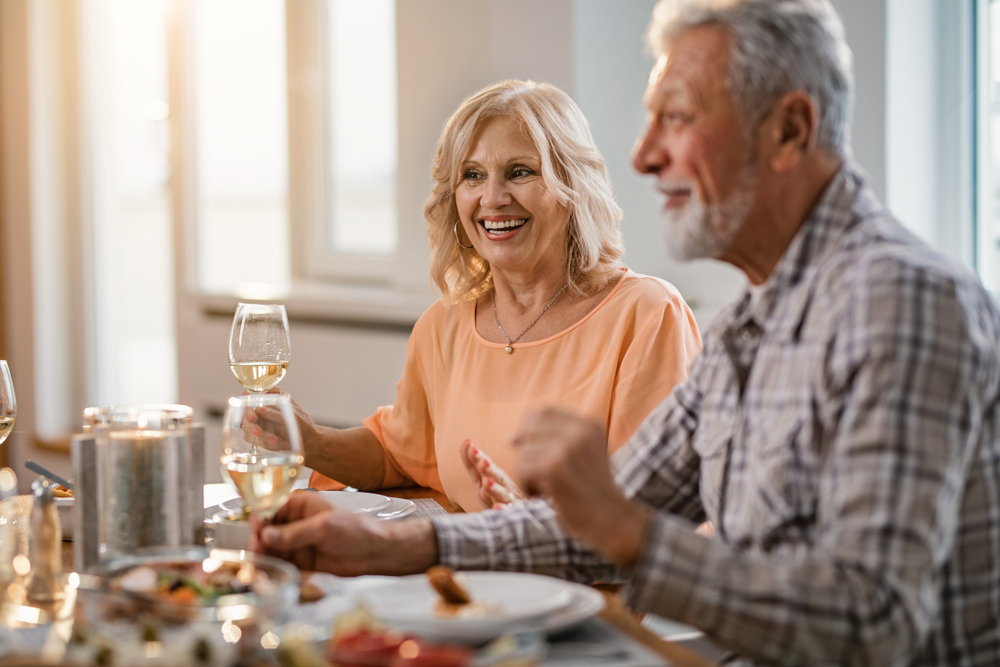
[25,460,73,490]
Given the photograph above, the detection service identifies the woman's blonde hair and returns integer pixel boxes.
[424,80,625,303]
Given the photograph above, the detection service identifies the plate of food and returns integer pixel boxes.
[359,567,579,642]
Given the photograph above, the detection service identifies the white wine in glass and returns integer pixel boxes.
[220,393,303,519]
[229,361,289,393]
[0,361,15,446]
[229,303,291,393]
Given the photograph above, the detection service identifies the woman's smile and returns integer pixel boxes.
[480,216,528,239]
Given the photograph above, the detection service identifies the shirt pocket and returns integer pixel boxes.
[691,415,734,524]
[741,417,819,551]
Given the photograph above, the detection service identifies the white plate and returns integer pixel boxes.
[360,572,578,642]
[532,583,605,636]
[376,497,416,520]
[218,497,247,515]
[318,490,392,514]
[214,490,396,517]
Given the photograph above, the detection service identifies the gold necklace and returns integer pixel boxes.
[493,282,570,354]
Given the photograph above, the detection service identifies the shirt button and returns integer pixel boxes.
[741,328,753,341]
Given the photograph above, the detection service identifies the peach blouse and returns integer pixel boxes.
[311,269,701,512]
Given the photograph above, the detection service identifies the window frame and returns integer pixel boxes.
[288,0,404,286]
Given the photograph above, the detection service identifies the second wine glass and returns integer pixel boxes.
[229,302,291,393]
[220,393,303,520]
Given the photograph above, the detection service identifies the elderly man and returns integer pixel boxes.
[257,1,1000,664]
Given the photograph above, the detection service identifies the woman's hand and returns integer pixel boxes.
[240,390,388,490]
[459,440,526,510]
[513,408,651,568]
[241,389,325,458]
[251,491,438,576]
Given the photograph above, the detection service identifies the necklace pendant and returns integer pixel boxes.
[505,345,513,354]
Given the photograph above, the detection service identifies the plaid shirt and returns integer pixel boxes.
[434,163,1000,666]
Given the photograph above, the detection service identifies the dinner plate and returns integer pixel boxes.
[318,490,392,514]
[215,490,396,516]
[217,497,247,516]
[359,572,579,642]
[376,497,416,520]
[532,583,605,636]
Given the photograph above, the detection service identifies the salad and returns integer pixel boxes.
[111,559,278,605]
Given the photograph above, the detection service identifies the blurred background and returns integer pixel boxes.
[0,0,989,487]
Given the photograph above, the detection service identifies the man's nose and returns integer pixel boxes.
[632,123,664,175]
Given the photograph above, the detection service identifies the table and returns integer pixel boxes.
[42,484,717,667]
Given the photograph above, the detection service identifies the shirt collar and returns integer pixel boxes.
[719,160,881,341]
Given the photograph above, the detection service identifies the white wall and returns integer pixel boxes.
[886,0,974,264]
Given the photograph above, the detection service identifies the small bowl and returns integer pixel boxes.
[83,546,299,630]
[210,510,252,551]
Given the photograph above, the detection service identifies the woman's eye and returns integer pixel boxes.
[461,170,483,181]
[510,166,534,179]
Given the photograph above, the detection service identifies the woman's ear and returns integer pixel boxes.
[762,91,818,173]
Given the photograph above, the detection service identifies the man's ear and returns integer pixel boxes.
[762,91,817,173]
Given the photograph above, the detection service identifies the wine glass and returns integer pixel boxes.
[220,393,303,520]
[0,362,17,501]
[228,303,291,393]
[0,361,15,447]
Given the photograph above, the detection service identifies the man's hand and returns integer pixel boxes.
[251,491,438,575]
[513,408,652,568]
[459,440,527,510]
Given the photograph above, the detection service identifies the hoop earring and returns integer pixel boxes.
[454,221,474,249]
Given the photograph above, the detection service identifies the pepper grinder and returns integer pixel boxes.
[27,477,64,604]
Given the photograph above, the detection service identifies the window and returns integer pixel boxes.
[326,0,398,257]
[172,0,401,295]
[287,0,403,285]
[192,0,291,295]
[85,0,176,407]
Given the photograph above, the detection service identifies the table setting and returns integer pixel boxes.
[0,305,716,667]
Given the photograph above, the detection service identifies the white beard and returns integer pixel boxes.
[661,168,757,261]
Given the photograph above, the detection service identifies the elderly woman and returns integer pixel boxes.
[269,80,700,513]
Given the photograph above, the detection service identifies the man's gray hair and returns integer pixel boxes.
[647,0,854,157]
